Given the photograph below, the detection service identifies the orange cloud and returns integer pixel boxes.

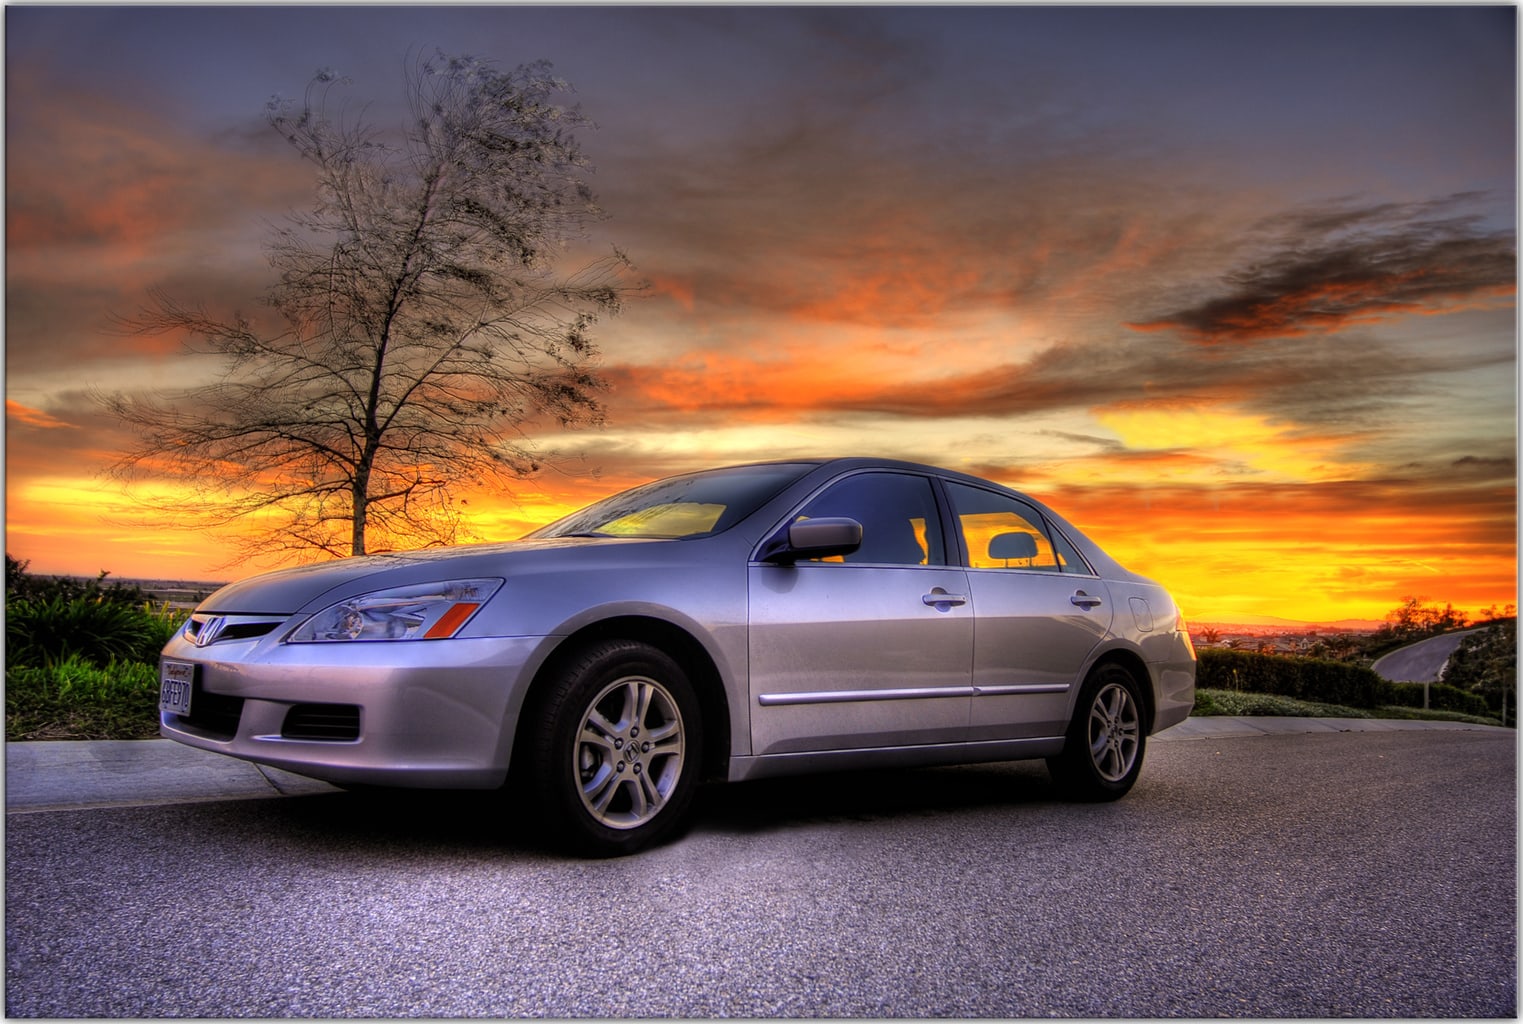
[6,401,77,430]
[781,215,994,328]
[601,340,906,424]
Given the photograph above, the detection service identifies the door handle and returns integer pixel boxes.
[922,589,967,608]
[1070,591,1104,609]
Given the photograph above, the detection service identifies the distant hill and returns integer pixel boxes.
[1194,614,1385,635]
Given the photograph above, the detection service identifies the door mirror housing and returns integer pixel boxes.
[758,517,864,564]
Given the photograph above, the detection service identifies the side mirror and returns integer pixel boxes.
[759,517,863,564]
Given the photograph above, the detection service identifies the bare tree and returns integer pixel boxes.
[103,53,634,561]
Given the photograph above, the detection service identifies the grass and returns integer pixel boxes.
[6,654,164,740]
[1194,688,1503,727]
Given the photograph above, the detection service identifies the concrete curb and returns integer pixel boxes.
[5,738,338,812]
[5,718,1512,812]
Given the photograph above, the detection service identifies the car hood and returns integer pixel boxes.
[196,537,662,615]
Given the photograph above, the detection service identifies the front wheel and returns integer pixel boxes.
[522,640,703,856]
[1047,662,1146,801]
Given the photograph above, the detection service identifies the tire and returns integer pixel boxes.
[1047,662,1146,801]
[523,639,702,856]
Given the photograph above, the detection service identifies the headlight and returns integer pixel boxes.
[286,579,502,643]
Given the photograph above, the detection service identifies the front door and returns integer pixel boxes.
[748,471,973,756]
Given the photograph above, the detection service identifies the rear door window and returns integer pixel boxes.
[943,481,1088,574]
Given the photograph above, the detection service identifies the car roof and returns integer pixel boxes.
[704,455,1026,495]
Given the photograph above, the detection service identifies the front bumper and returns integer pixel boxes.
[159,633,547,789]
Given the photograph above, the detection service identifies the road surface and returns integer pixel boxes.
[6,728,1515,1017]
[1372,629,1479,682]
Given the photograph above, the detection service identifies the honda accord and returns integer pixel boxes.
[159,458,1196,855]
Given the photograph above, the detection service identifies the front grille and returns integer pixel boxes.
[184,615,285,646]
[219,622,281,642]
[176,686,245,739]
[282,704,361,742]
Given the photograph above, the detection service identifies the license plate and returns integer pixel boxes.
[159,660,195,717]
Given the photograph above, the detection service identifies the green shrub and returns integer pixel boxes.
[5,654,162,740]
[6,595,186,668]
[1383,681,1490,717]
[1444,619,1518,723]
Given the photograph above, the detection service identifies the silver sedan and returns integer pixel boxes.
[159,458,1196,855]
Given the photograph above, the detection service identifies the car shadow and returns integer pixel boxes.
[690,760,1060,836]
[210,786,534,852]
[166,759,1063,858]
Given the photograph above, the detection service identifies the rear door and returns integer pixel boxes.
[748,471,973,755]
[942,480,1113,740]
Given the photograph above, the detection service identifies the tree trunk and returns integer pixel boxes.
[351,473,369,556]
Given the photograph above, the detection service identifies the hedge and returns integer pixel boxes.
[1195,648,1491,716]
[1198,649,1387,708]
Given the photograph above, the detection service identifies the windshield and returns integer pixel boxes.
[530,463,817,540]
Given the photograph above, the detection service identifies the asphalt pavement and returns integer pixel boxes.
[5,716,1511,812]
[8,722,1515,1017]
[1371,628,1481,682]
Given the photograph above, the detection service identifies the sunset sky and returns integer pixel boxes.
[5,6,1517,624]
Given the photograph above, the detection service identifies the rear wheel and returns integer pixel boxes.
[1048,662,1146,801]
[523,640,702,856]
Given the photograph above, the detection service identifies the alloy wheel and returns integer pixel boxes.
[1087,680,1141,782]
[574,675,686,830]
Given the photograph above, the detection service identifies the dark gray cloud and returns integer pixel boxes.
[1130,196,1516,344]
